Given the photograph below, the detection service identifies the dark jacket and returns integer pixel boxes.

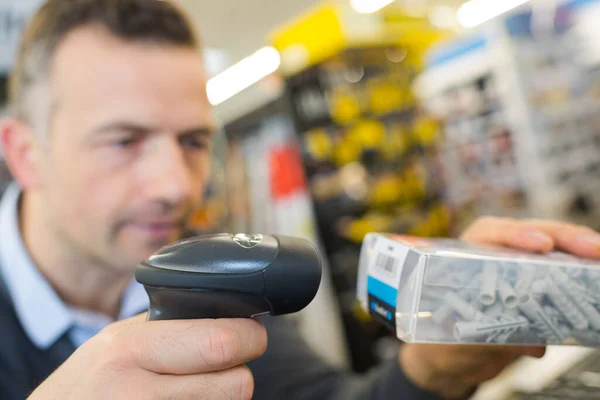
[0,273,441,400]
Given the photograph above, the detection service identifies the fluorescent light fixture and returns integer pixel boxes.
[457,0,530,28]
[203,47,231,79]
[206,46,281,106]
[351,0,395,14]
[429,5,458,29]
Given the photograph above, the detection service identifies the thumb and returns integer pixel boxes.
[520,347,546,359]
[116,312,148,325]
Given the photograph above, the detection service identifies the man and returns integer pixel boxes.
[1,0,600,399]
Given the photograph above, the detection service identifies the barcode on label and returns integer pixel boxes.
[374,252,399,277]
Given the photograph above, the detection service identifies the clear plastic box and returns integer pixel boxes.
[357,233,600,346]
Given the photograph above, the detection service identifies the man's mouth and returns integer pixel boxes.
[128,221,183,239]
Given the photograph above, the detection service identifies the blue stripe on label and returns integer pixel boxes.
[568,0,600,9]
[367,277,398,308]
[424,0,598,68]
[426,35,488,68]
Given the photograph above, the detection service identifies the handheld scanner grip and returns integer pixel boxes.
[135,234,322,321]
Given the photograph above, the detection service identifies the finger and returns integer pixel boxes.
[406,344,508,373]
[101,318,267,375]
[460,350,521,384]
[460,217,555,253]
[520,219,600,259]
[118,312,148,324]
[518,346,546,359]
[464,345,545,358]
[460,217,600,258]
[156,365,254,400]
[423,344,543,370]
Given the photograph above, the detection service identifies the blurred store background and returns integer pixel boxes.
[3,0,600,398]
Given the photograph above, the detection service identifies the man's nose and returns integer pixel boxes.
[144,139,194,205]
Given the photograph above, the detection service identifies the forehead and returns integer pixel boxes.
[50,25,211,130]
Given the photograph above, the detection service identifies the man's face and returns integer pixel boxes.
[38,26,214,271]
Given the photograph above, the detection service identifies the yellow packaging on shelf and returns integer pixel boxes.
[383,124,410,160]
[305,128,334,161]
[369,175,405,208]
[368,79,406,115]
[334,138,362,166]
[348,120,386,149]
[270,2,448,76]
[412,117,440,147]
[344,213,391,244]
[330,89,362,125]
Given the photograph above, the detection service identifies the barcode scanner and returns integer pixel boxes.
[135,233,322,321]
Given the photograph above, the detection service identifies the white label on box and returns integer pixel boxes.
[368,236,409,289]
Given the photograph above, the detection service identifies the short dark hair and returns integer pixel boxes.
[9,0,200,129]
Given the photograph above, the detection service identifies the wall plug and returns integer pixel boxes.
[453,316,529,344]
[542,305,565,326]
[518,294,564,343]
[497,278,518,309]
[480,263,498,306]
[558,323,572,340]
[461,272,483,302]
[531,278,589,331]
[444,292,491,322]
[573,281,600,305]
[425,258,453,285]
[587,269,600,294]
[501,264,519,285]
[556,274,600,305]
[432,303,454,326]
[504,308,520,318]
[515,266,536,293]
[554,270,600,330]
[484,301,505,319]
[564,267,585,280]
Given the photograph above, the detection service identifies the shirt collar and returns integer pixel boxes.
[119,277,149,320]
[0,182,148,349]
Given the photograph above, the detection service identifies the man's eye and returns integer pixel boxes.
[113,135,139,148]
[180,135,208,149]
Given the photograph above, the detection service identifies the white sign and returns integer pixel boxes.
[0,0,44,73]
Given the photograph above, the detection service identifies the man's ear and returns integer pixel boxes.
[0,118,45,190]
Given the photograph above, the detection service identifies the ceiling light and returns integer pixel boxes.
[402,0,429,17]
[429,5,458,29]
[206,46,281,106]
[457,0,530,28]
[202,47,231,79]
[351,0,395,14]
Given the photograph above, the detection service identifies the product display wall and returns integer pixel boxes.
[416,0,600,233]
[284,44,454,372]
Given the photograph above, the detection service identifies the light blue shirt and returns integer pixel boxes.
[0,182,149,349]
